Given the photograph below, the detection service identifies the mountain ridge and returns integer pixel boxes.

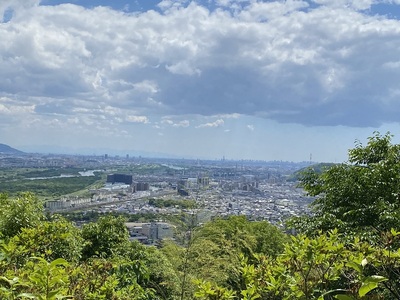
[0,143,24,154]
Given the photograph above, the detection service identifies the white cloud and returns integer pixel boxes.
[238,1,309,22]
[1,0,400,144]
[247,124,254,131]
[0,97,34,115]
[162,119,174,125]
[173,120,190,127]
[0,0,40,22]
[132,80,159,94]
[311,0,374,10]
[196,119,224,128]
[216,113,241,119]
[0,0,400,126]
[161,118,190,127]
[166,61,201,75]
[126,115,149,123]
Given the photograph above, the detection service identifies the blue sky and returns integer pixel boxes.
[2,0,400,162]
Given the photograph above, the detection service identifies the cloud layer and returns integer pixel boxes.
[1,0,400,159]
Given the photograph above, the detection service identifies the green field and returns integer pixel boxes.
[0,168,103,199]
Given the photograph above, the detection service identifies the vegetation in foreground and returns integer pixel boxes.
[1,132,400,299]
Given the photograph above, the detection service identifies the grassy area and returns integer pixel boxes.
[0,175,103,199]
[0,168,103,199]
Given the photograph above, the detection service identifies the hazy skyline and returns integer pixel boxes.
[2,0,400,162]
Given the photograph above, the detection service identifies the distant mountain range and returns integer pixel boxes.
[0,143,24,155]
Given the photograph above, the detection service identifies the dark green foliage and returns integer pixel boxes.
[81,215,130,260]
[148,198,198,209]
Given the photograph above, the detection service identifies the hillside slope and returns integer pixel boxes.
[0,143,24,154]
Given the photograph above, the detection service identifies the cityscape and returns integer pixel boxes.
[2,1,400,298]
[0,145,314,243]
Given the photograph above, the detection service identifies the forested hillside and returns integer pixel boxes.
[1,132,400,299]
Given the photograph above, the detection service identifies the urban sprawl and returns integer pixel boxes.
[0,152,314,243]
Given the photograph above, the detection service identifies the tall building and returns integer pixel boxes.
[136,182,149,191]
[106,174,133,185]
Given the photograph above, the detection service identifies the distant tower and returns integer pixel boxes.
[310,153,312,164]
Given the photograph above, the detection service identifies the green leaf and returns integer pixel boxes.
[362,276,388,298]
[364,275,387,283]
[359,282,378,297]
[17,293,36,299]
[335,294,355,300]
[390,228,400,236]
[50,258,68,267]
[346,261,362,273]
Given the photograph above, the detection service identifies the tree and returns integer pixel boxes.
[129,242,181,300]
[291,132,400,238]
[10,216,83,263]
[0,192,45,238]
[81,215,130,260]
[161,216,287,298]
[194,230,394,300]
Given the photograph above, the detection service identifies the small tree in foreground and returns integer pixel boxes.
[290,132,400,239]
[0,192,45,238]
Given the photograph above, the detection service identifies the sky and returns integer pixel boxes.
[2,0,400,162]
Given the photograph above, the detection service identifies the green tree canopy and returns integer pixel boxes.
[10,216,84,264]
[291,132,400,237]
[0,192,45,238]
[81,215,130,260]
[161,216,287,298]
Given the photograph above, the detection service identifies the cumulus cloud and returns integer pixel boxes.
[196,119,224,128]
[126,115,149,123]
[173,120,190,127]
[0,0,40,22]
[161,118,190,127]
[1,0,400,132]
